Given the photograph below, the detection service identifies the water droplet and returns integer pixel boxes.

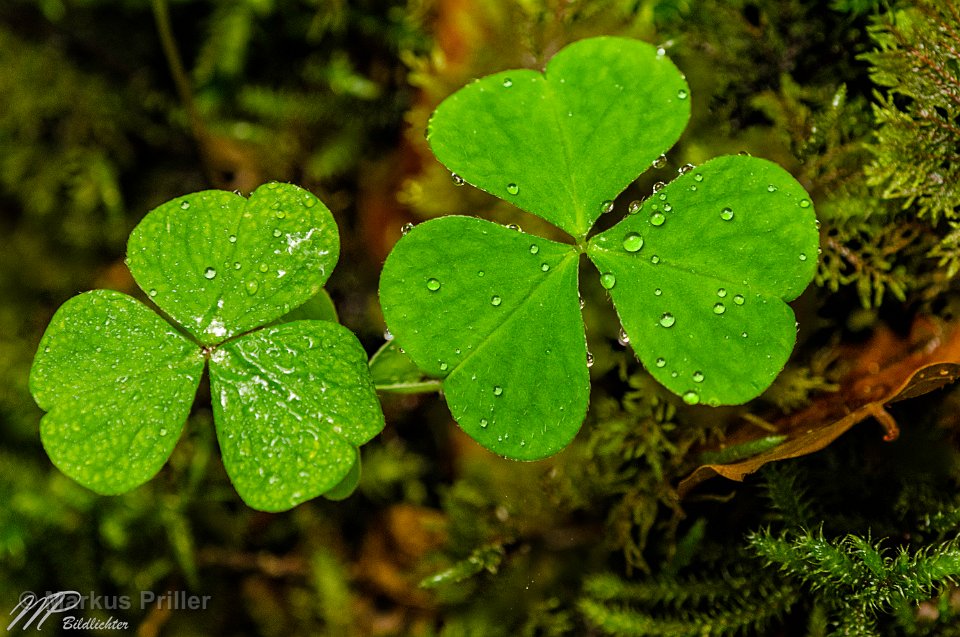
[529,244,539,254]
[451,172,465,186]
[713,302,726,315]
[767,184,778,193]
[506,224,521,232]
[478,270,485,277]
[659,312,676,328]
[502,77,513,88]
[426,278,441,291]
[303,197,317,208]
[506,183,519,195]
[656,357,666,367]
[541,263,550,272]
[717,288,727,298]
[579,296,585,309]
[677,89,688,100]
[693,371,705,383]
[600,200,614,214]
[228,234,237,243]
[384,328,394,341]
[180,200,190,210]
[273,228,282,237]
[682,390,700,405]
[652,181,666,193]
[651,212,666,226]
[586,352,594,368]
[401,222,414,235]
[658,192,668,201]
[689,184,698,191]
[799,253,808,261]
[491,295,502,306]
[679,163,695,175]
[628,199,643,214]
[654,288,662,296]
[720,207,734,221]
[651,255,661,264]
[663,203,673,212]
[480,418,488,428]
[652,154,667,169]
[734,294,745,305]
[246,280,259,295]
[149,289,158,297]
[617,327,630,346]
[275,209,286,219]
[600,273,617,289]
[159,428,168,436]
[493,385,503,396]
[741,331,748,338]
[204,267,217,280]
[738,150,752,156]
[439,361,449,371]
[234,262,242,270]
[694,173,704,182]
[799,198,811,208]
[259,263,269,273]
[622,232,644,252]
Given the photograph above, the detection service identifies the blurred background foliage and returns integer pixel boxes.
[2,0,960,635]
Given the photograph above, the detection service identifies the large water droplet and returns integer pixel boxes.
[628,199,644,214]
[426,278,441,291]
[679,163,695,175]
[734,294,745,305]
[652,154,667,169]
[506,223,521,232]
[600,200,614,214]
[451,173,465,186]
[659,312,676,328]
[713,302,726,315]
[304,197,317,208]
[204,267,217,280]
[799,198,811,208]
[384,328,394,341]
[682,390,700,405]
[259,263,269,273]
[246,280,259,295]
[652,181,666,193]
[692,371,704,383]
[491,295,502,306]
[506,183,519,195]
[622,232,644,252]
[717,288,727,298]
[149,289,158,297]
[617,327,630,346]
[651,212,666,226]
[600,273,617,289]
[720,207,734,221]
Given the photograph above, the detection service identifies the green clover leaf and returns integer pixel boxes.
[30,183,384,511]
[379,37,819,459]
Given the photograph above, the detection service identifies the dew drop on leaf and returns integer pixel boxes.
[180,201,190,210]
[662,203,673,212]
[650,212,666,227]
[401,222,414,235]
[652,181,666,193]
[586,351,594,368]
[579,295,585,309]
[717,288,727,298]
[505,224,521,232]
[204,267,217,280]
[713,302,726,315]
[682,390,700,405]
[720,207,734,221]
[627,199,643,214]
[245,280,259,295]
[426,278,441,292]
[303,197,316,208]
[149,289,158,297]
[491,295,502,306]
[451,173,465,186]
[502,77,513,88]
[799,253,808,261]
[275,209,286,219]
[655,357,666,367]
[617,327,630,346]
[741,331,749,338]
[679,163,695,175]
[694,173,704,182]
[541,263,550,272]
[228,234,237,243]
[529,244,539,254]
[651,255,661,264]
[258,263,269,273]
[654,288,662,296]
[480,418,488,428]
[734,294,745,305]
[659,312,676,328]
[439,361,449,371]
[692,371,704,383]
[506,183,519,195]
[600,273,617,289]
[384,328,393,341]
[652,154,667,169]
[273,229,282,237]
[600,200,614,214]
[799,198,811,208]
[622,232,644,253]
[677,89,688,100]
[767,184,778,193]
[233,262,241,270]
[493,385,503,396]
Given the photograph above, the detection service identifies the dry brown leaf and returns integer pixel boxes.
[678,319,960,497]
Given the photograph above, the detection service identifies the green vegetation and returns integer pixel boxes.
[3,0,960,635]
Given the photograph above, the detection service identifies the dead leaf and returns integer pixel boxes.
[679,319,960,497]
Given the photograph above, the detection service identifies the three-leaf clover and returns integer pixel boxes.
[379,37,819,460]
[30,183,385,511]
